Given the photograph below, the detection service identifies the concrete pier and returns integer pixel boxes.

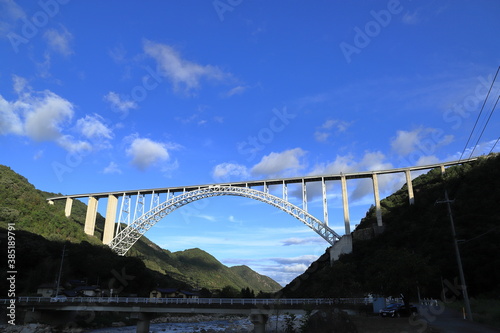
[136,313,152,333]
[103,194,118,244]
[322,177,329,226]
[84,197,98,236]
[405,170,415,205]
[330,234,353,263]
[372,173,383,227]
[249,314,268,333]
[341,175,350,234]
[64,197,73,217]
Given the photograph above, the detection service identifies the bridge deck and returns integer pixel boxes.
[7,297,368,312]
[46,158,477,200]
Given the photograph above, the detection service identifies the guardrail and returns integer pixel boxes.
[4,297,372,306]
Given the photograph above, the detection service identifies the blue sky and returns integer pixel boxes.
[1,0,499,286]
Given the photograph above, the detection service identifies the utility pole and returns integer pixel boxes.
[55,244,66,297]
[437,190,473,321]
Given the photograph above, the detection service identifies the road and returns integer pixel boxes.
[419,306,500,333]
[350,305,500,333]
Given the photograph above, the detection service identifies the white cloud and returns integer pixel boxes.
[23,91,74,141]
[126,136,170,170]
[451,139,500,160]
[308,153,357,176]
[358,151,393,171]
[76,114,113,140]
[391,129,421,155]
[304,151,396,201]
[281,237,325,246]
[44,25,73,56]
[104,91,138,113]
[225,85,247,97]
[0,95,23,135]
[415,155,441,166]
[12,75,27,94]
[402,11,420,25]
[212,162,249,182]
[103,161,122,174]
[315,119,351,143]
[0,0,25,36]
[322,119,350,132]
[272,255,319,265]
[283,264,308,273]
[391,127,454,157]
[228,215,243,224]
[108,43,128,64]
[314,131,330,142]
[143,40,230,93]
[56,135,91,153]
[251,148,306,177]
[33,150,43,160]
[0,76,111,154]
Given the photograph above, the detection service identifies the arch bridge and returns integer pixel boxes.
[47,158,476,257]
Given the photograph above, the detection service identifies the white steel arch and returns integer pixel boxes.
[109,185,340,256]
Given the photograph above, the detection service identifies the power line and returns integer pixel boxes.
[488,136,500,155]
[460,225,500,244]
[468,94,500,159]
[459,66,500,161]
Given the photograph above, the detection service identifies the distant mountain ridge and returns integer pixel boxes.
[0,164,281,294]
[130,239,281,292]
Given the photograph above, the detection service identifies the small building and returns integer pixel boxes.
[74,285,101,297]
[181,290,199,299]
[37,283,60,297]
[150,288,199,299]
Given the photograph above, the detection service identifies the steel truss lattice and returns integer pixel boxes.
[109,185,340,256]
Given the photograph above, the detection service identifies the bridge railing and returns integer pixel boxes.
[12,297,371,306]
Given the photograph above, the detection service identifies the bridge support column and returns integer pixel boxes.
[84,196,98,236]
[65,197,73,217]
[250,314,268,333]
[330,234,353,263]
[341,175,351,234]
[103,194,118,245]
[405,170,415,205]
[136,313,151,333]
[372,173,383,226]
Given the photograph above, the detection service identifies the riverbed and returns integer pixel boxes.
[85,314,299,333]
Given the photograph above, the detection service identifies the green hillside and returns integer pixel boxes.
[129,239,281,292]
[229,265,282,292]
[0,164,281,295]
[281,154,500,301]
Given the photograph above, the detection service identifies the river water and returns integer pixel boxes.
[84,315,295,332]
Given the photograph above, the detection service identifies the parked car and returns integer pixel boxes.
[379,303,418,317]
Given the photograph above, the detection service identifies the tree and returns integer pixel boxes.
[240,287,255,298]
[219,285,239,298]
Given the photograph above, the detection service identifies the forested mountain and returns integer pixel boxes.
[0,165,281,296]
[281,154,500,301]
